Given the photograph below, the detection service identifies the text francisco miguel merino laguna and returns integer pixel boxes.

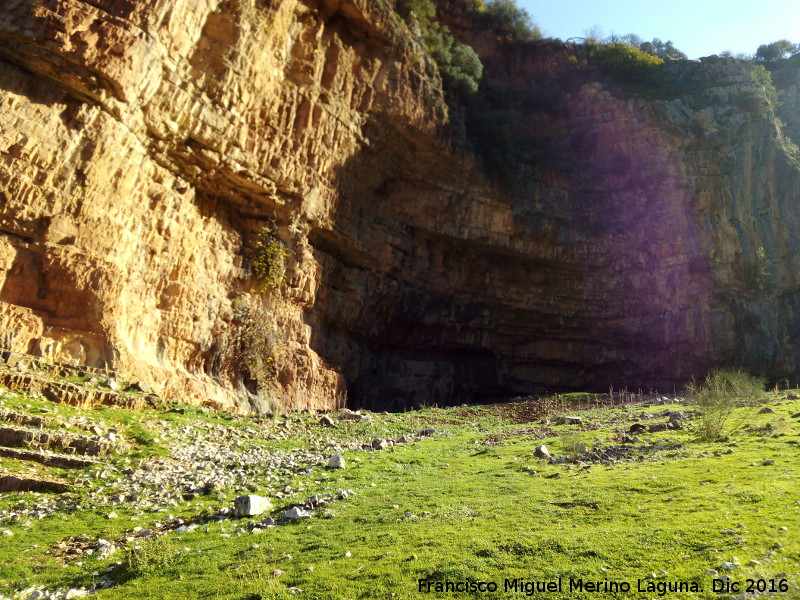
[418,577,706,596]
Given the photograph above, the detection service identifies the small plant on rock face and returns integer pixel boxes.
[686,369,766,441]
[251,224,288,293]
[236,295,289,390]
[754,245,769,291]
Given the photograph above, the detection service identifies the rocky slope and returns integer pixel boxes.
[0,0,799,412]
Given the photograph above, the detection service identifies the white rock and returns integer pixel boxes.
[233,495,273,517]
[283,507,311,519]
[327,454,345,469]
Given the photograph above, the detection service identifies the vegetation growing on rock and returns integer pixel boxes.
[589,42,665,81]
[756,39,800,63]
[251,225,288,294]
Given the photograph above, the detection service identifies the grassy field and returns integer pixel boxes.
[0,386,798,600]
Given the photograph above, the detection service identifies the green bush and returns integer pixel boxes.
[460,0,486,10]
[483,0,541,42]
[410,15,484,99]
[237,297,288,388]
[252,225,288,293]
[756,39,798,63]
[122,535,180,579]
[590,42,664,81]
[749,64,781,111]
[398,0,436,19]
[753,246,770,291]
[639,38,687,60]
[425,23,484,95]
[686,369,766,441]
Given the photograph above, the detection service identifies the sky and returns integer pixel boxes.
[517,0,800,60]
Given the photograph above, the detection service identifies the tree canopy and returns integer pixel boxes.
[483,0,542,42]
[611,34,686,60]
[756,39,800,63]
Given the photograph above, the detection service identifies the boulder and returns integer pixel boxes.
[534,444,550,459]
[648,422,670,433]
[327,454,346,469]
[668,411,686,426]
[283,506,311,519]
[337,410,373,423]
[555,416,583,425]
[233,495,273,517]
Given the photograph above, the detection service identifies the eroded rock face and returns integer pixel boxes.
[0,1,798,412]
[0,0,445,411]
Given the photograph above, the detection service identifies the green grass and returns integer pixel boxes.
[0,392,798,599]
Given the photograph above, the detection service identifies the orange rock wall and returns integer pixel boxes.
[0,0,448,411]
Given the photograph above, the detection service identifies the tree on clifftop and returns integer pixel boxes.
[483,0,542,42]
[756,39,799,63]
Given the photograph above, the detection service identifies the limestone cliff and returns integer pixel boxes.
[0,0,798,412]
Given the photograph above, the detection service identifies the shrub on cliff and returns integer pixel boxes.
[590,42,664,81]
[237,296,289,389]
[460,0,485,10]
[482,0,541,42]
[399,3,484,99]
[736,64,787,124]
[756,39,799,63]
[398,0,436,19]
[424,23,484,95]
[686,369,766,441]
[639,37,687,60]
[252,225,288,293]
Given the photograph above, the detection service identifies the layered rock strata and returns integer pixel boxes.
[0,0,798,411]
